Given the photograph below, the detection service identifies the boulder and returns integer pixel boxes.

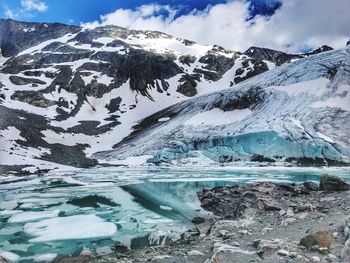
[234,192,259,219]
[191,216,205,224]
[299,230,332,250]
[251,239,297,257]
[303,181,319,191]
[210,242,259,263]
[319,174,350,191]
[342,216,350,262]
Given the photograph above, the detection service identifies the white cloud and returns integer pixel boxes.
[3,7,18,19]
[83,0,350,53]
[21,0,48,12]
[2,0,47,19]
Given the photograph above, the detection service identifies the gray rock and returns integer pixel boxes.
[252,239,296,257]
[176,74,199,97]
[234,191,259,219]
[342,216,350,262]
[299,230,332,250]
[277,249,289,256]
[11,90,56,108]
[210,242,259,263]
[319,174,350,191]
[9,76,46,85]
[191,216,205,224]
[303,181,319,191]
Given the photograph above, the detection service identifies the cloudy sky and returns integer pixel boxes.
[1,0,349,52]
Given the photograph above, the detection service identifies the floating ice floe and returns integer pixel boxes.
[0,251,20,262]
[23,214,117,242]
[33,253,57,262]
[8,210,60,223]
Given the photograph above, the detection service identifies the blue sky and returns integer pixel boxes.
[1,0,349,52]
[0,0,281,25]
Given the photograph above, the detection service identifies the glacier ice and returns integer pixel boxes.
[95,48,350,165]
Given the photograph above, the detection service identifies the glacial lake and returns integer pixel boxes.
[1,166,350,262]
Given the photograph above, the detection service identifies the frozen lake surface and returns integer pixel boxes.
[1,166,350,262]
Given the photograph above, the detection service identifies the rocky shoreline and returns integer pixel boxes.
[25,175,350,263]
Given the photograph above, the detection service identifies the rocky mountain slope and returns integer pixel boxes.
[0,19,348,173]
[244,45,333,66]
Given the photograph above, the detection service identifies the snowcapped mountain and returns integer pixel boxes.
[0,19,348,173]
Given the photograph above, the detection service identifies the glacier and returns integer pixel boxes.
[95,48,350,165]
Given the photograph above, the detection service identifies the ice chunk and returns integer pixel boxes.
[158,117,171,122]
[8,210,60,223]
[159,205,173,211]
[143,218,173,224]
[0,251,20,262]
[34,253,57,262]
[23,214,117,242]
[316,132,335,143]
[0,210,23,217]
[100,155,152,166]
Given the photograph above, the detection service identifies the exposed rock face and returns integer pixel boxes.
[244,46,301,66]
[11,90,56,108]
[233,58,268,84]
[0,105,98,169]
[320,174,350,191]
[9,76,46,85]
[0,19,81,57]
[177,74,199,97]
[305,45,333,56]
[244,45,333,66]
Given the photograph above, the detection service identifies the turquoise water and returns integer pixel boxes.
[0,166,349,262]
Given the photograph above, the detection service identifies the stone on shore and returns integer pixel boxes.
[303,181,319,191]
[320,174,350,191]
[299,230,332,250]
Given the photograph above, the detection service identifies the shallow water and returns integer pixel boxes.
[0,166,350,262]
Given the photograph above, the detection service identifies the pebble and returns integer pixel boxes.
[187,250,205,256]
[281,217,297,226]
[320,196,336,202]
[238,229,249,235]
[327,254,337,260]
[277,249,289,256]
[261,227,273,234]
[286,209,295,217]
[230,241,240,247]
[279,210,286,216]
